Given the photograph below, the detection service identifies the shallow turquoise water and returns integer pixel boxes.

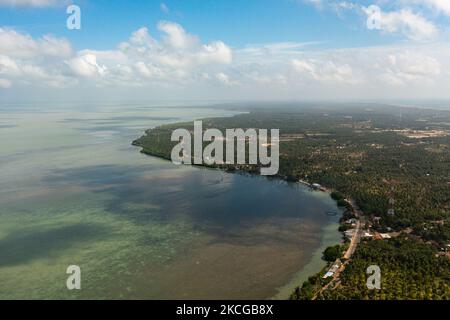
[0,102,342,299]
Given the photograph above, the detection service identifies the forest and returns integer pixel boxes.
[291,238,449,300]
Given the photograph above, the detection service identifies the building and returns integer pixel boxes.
[323,260,342,279]
[362,231,373,239]
[344,229,356,239]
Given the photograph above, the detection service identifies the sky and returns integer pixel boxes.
[0,0,450,102]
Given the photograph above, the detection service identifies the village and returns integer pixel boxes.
[298,181,450,299]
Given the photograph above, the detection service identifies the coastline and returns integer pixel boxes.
[271,219,341,299]
[133,136,353,300]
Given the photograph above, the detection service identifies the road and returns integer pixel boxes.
[344,199,364,255]
[344,214,363,259]
[312,199,364,299]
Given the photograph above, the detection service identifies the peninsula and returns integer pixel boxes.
[134,104,450,300]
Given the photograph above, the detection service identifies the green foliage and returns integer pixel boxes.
[331,191,345,201]
[323,245,343,262]
[321,239,450,300]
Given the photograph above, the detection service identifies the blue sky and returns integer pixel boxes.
[1,0,450,101]
[0,0,392,50]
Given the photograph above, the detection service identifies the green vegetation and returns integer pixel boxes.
[330,191,345,201]
[323,245,343,262]
[291,239,449,300]
[134,104,450,300]
[291,267,328,300]
[322,239,450,300]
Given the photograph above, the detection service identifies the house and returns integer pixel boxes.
[362,231,373,239]
[344,229,356,239]
[323,260,342,279]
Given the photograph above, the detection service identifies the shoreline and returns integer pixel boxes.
[271,219,341,300]
[133,138,356,300]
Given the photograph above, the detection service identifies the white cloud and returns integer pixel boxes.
[0,22,234,89]
[160,2,169,14]
[409,0,450,16]
[380,50,441,86]
[335,1,357,10]
[215,72,237,85]
[0,27,73,59]
[292,59,317,76]
[363,7,439,41]
[1,21,450,100]
[158,21,198,50]
[135,61,158,78]
[0,78,11,88]
[67,53,106,77]
[302,0,323,9]
[199,41,233,64]
[303,1,442,41]
[0,55,21,76]
[117,22,232,81]
[0,27,76,88]
[292,59,360,85]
